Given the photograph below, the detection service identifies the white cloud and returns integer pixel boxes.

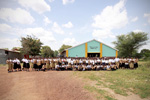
[0,24,12,32]
[0,23,24,36]
[69,32,73,35]
[62,21,73,28]
[92,0,128,29]
[52,22,64,34]
[18,0,51,14]
[62,0,75,5]
[63,38,78,46]
[92,29,115,39]
[22,27,57,49]
[133,29,143,33]
[0,24,56,49]
[0,38,21,49]
[49,0,55,2]
[92,0,128,39]
[0,8,35,24]
[144,23,147,26]
[22,27,56,43]
[131,16,138,22]
[43,16,51,25]
[144,13,150,24]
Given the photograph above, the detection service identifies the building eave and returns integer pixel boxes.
[65,39,118,51]
[0,48,21,53]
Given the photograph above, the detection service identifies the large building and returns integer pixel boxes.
[65,39,118,58]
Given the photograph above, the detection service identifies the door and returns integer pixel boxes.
[88,53,100,57]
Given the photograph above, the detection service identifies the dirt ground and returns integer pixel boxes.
[0,66,149,100]
[0,66,95,100]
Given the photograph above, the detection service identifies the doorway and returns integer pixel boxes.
[88,53,100,57]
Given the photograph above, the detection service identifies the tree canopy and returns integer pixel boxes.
[54,50,58,57]
[140,49,150,59]
[41,46,54,58]
[12,47,21,52]
[20,35,43,56]
[113,32,148,57]
[58,44,72,53]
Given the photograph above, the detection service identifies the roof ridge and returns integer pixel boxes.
[66,39,118,51]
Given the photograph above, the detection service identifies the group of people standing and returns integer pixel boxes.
[6,58,30,72]
[6,57,138,73]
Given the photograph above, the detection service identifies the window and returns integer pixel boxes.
[5,51,9,55]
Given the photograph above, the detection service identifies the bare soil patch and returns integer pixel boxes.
[0,66,95,100]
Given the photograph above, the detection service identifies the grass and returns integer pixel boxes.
[0,64,7,67]
[74,61,150,99]
[84,85,106,94]
[84,85,113,100]
[105,96,117,100]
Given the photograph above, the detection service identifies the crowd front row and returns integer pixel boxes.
[6,57,139,72]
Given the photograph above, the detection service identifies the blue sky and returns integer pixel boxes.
[0,0,150,51]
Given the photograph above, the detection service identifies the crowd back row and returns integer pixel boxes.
[6,57,138,72]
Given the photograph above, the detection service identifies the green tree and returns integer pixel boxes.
[41,46,54,58]
[12,47,21,51]
[132,50,142,58]
[140,49,150,59]
[58,44,72,53]
[20,35,43,56]
[54,50,58,57]
[113,32,148,57]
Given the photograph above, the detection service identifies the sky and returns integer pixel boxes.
[0,0,150,52]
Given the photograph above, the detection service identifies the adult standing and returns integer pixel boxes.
[13,58,17,72]
[26,59,30,71]
[6,58,12,72]
[22,57,26,71]
[16,58,21,71]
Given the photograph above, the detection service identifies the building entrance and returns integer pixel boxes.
[88,53,100,57]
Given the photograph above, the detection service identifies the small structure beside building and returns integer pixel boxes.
[0,49,23,64]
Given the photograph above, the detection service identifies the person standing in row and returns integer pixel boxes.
[13,58,17,72]
[16,58,21,71]
[33,58,38,71]
[26,59,30,71]
[6,58,13,73]
[30,59,34,71]
[22,57,26,71]
[45,58,50,70]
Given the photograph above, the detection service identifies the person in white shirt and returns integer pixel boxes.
[86,60,92,70]
[105,59,109,65]
[70,59,74,65]
[115,57,120,62]
[115,58,120,69]
[111,59,115,64]
[125,59,129,69]
[66,59,72,70]
[55,59,60,70]
[16,58,21,71]
[86,59,88,66]
[13,58,17,71]
[102,59,105,65]
[73,59,78,71]
[22,58,26,71]
[106,64,111,70]
[26,59,30,71]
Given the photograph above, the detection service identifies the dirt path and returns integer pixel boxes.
[0,66,95,100]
